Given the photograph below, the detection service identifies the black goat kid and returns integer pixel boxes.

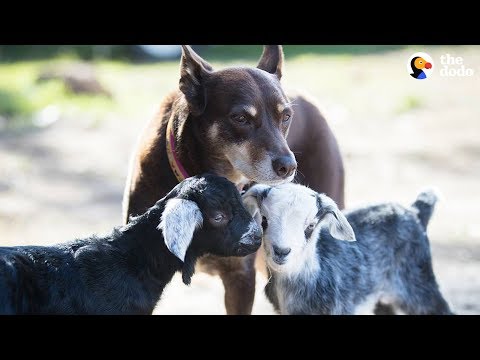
[0,174,262,314]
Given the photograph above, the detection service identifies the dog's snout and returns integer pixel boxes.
[273,245,291,258]
[272,156,297,178]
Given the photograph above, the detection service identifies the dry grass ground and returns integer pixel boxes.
[0,45,478,314]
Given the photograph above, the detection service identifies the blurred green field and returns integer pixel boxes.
[0,45,452,128]
[0,46,412,116]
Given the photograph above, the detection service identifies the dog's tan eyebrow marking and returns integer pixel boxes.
[244,106,257,117]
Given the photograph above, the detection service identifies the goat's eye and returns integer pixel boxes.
[283,114,291,123]
[231,114,249,125]
[304,222,317,239]
[261,216,268,230]
[213,213,225,223]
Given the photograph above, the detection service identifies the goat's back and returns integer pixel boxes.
[0,244,82,314]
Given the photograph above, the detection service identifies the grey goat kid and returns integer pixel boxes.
[243,183,453,315]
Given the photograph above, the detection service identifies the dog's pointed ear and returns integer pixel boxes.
[243,184,271,225]
[179,45,213,116]
[317,194,356,242]
[257,45,284,79]
[158,198,203,262]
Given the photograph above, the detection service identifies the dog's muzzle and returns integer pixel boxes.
[272,155,297,179]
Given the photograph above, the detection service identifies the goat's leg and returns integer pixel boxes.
[373,302,397,315]
[397,289,453,315]
[390,282,453,315]
[392,250,454,315]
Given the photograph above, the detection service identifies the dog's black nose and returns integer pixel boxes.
[272,156,297,178]
[273,245,291,258]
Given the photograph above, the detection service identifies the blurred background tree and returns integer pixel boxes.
[0,45,406,130]
[0,45,405,62]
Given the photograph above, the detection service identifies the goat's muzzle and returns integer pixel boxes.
[236,222,262,256]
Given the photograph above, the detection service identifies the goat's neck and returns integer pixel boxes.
[116,205,185,313]
[266,238,321,315]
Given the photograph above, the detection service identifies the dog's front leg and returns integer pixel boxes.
[218,254,257,315]
[198,246,257,314]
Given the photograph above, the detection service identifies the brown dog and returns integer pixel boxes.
[122,45,345,314]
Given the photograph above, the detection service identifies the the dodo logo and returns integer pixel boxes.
[408,52,433,80]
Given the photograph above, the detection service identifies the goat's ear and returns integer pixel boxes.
[257,45,284,79]
[317,195,356,242]
[242,184,271,225]
[181,250,196,285]
[158,198,203,262]
[179,45,213,116]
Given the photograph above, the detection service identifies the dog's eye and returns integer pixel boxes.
[283,114,291,123]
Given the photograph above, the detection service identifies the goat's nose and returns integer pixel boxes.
[273,245,291,258]
[272,156,297,178]
[238,223,263,252]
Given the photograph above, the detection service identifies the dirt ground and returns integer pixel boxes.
[0,46,478,314]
